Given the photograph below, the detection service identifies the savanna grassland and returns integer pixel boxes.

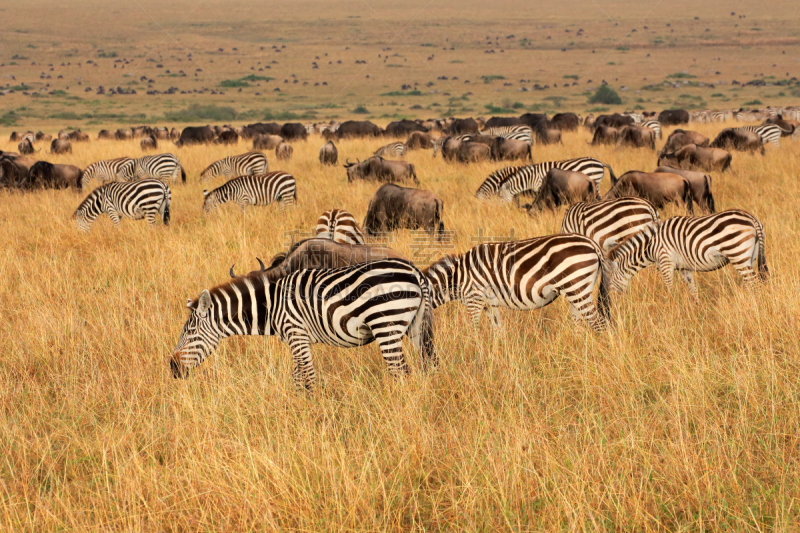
[2,121,800,530]
[1,0,800,131]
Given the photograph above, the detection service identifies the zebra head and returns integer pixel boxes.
[199,162,217,182]
[607,225,658,292]
[423,255,459,308]
[73,189,103,232]
[171,290,221,378]
[202,189,219,213]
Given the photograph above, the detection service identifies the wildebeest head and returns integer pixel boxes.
[344,158,364,181]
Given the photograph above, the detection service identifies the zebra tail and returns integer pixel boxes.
[597,247,614,327]
[683,182,694,215]
[756,220,769,281]
[411,164,419,185]
[703,175,715,213]
[161,189,171,225]
[603,163,618,185]
[180,166,186,183]
[408,277,437,371]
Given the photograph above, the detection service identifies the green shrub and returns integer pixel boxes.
[352,105,370,114]
[667,72,696,79]
[588,85,622,105]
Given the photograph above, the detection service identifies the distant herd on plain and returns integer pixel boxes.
[1,104,796,389]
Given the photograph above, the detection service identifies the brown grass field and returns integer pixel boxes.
[1,121,800,530]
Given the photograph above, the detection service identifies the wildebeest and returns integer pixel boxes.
[252,134,284,150]
[215,130,239,145]
[18,138,35,155]
[35,131,52,142]
[170,128,181,142]
[519,113,548,128]
[491,137,532,161]
[275,141,293,161]
[336,120,383,138]
[115,129,133,141]
[662,129,709,153]
[385,119,427,137]
[362,183,445,240]
[0,156,31,188]
[68,130,89,142]
[154,127,170,140]
[58,130,70,140]
[591,126,620,145]
[140,135,158,151]
[524,169,597,214]
[240,122,282,138]
[455,141,490,163]
[604,171,693,213]
[710,128,765,154]
[485,116,524,128]
[344,156,419,184]
[175,125,215,146]
[654,165,715,213]
[618,125,656,149]
[50,139,72,154]
[658,144,732,172]
[658,109,690,126]
[764,116,797,136]
[447,118,480,135]
[550,112,580,131]
[97,130,114,140]
[593,113,634,129]
[319,140,338,165]
[280,122,308,141]
[535,125,563,145]
[406,131,436,150]
[27,161,83,190]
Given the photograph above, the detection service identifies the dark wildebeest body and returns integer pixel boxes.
[50,139,72,154]
[550,112,580,131]
[658,109,690,126]
[363,183,445,240]
[658,144,732,172]
[591,126,620,145]
[654,165,715,213]
[68,130,89,142]
[215,130,239,145]
[456,142,490,163]
[525,169,597,214]
[241,122,282,138]
[485,116,524,128]
[97,130,114,140]
[618,125,656,149]
[519,113,548,128]
[319,141,338,165]
[18,139,35,155]
[275,141,293,161]
[447,118,480,135]
[406,131,436,150]
[662,129,709,153]
[280,122,308,141]
[710,128,765,154]
[140,136,158,151]
[337,120,383,138]
[604,171,693,213]
[764,117,797,136]
[594,113,634,129]
[0,156,31,188]
[253,134,283,150]
[176,126,215,146]
[345,156,418,184]
[491,137,532,162]
[26,161,83,190]
[535,125,563,145]
[385,119,427,138]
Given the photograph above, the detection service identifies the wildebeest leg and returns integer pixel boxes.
[678,270,699,298]
[288,333,315,391]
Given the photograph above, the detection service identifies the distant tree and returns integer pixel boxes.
[588,85,622,105]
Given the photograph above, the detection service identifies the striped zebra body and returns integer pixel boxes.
[374,142,407,158]
[202,172,297,213]
[608,209,768,296]
[736,111,765,122]
[316,208,366,245]
[20,132,36,144]
[171,259,437,389]
[476,157,615,203]
[200,152,269,181]
[73,179,170,231]
[689,111,710,123]
[424,234,612,331]
[132,153,183,183]
[737,124,781,147]
[642,120,662,140]
[482,125,533,144]
[561,197,661,253]
[81,157,136,186]
[711,110,733,122]
[624,112,644,123]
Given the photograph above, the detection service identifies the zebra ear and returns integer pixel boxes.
[197,290,212,317]
[186,298,193,308]
[203,189,209,197]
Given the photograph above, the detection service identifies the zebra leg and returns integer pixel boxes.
[464,293,485,327]
[657,256,676,290]
[288,334,316,391]
[678,270,699,298]
[145,208,158,225]
[727,253,760,288]
[366,319,409,377]
[562,284,608,332]
[107,207,122,227]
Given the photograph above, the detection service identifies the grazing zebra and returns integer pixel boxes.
[81,157,136,186]
[561,197,661,254]
[711,110,733,122]
[202,171,297,213]
[171,259,437,389]
[374,142,407,158]
[423,234,612,331]
[316,208,366,245]
[736,124,782,147]
[199,152,269,181]
[131,153,185,183]
[608,209,768,296]
[73,179,170,232]
[475,158,617,204]
[481,125,533,144]
[642,120,662,140]
[736,111,765,122]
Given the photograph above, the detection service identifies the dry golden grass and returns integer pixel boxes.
[1,124,800,531]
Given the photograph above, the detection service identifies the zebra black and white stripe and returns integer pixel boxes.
[481,125,533,144]
[132,153,184,183]
[736,124,782,147]
[475,157,617,203]
[374,142,407,158]
[608,209,768,296]
[171,258,436,389]
[424,234,612,331]
[200,152,269,181]
[316,208,366,245]
[73,179,170,232]
[81,157,136,186]
[202,171,297,213]
[561,197,661,254]
[736,111,765,122]
[642,120,662,140]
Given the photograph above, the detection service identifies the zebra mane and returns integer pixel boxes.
[423,253,459,276]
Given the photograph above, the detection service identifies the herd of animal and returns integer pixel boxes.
[2,104,793,390]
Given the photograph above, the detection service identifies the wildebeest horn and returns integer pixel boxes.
[256,257,265,271]
[230,265,236,278]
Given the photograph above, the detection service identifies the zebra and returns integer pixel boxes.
[560,197,661,254]
[641,120,662,140]
[608,209,768,297]
[373,142,407,158]
[736,111,765,122]
[423,234,612,331]
[736,124,782,147]
[199,152,269,181]
[202,171,297,213]
[73,179,170,232]
[623,112,644,123]
[170,258,437,389]
[481,125,533,144]
[81,157,136,187]
[711,110,733,122]
[131,153,185,183]
[475,158,617,204]
[316,208,366,245]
